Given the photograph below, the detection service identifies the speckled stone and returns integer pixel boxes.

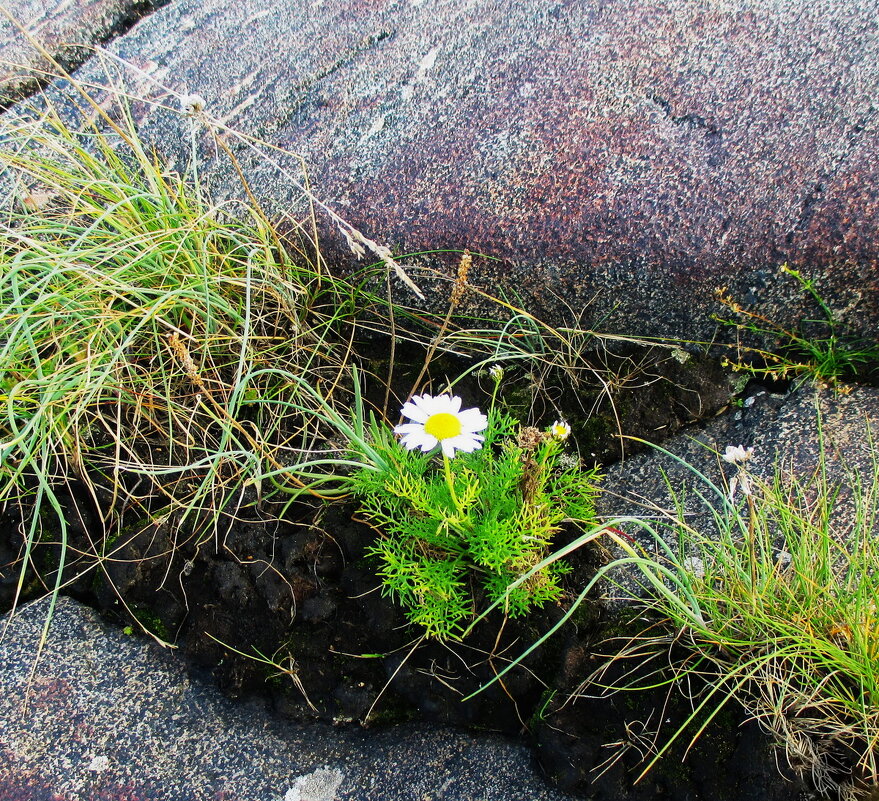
[0,0,165,106]
[0,595,573,800]
[597,383,879,606]
[22,0,877,343]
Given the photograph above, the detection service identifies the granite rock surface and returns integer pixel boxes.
[0,595,574,801]
[1,3,877,797]
[22,0,878,342]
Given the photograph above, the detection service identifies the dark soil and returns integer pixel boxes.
[0,344,813,801]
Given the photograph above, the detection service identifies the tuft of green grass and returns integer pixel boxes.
[0,72,631,656]
[593,432,879,797]
[0,95,373,635]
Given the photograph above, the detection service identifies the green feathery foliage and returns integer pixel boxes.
[350,408,601,639]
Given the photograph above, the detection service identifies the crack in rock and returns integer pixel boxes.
[262,28,397,134]
[787,103,879,244]
[645,90,722,137]
[0,0,172,111]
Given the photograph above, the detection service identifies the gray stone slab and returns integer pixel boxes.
[0,595,573,800]
[19,0,877,343]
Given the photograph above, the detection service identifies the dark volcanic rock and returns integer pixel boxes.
[533,648,808,801]
[25,0,879,342]
[0,0,165,106]
[546,381,876,799]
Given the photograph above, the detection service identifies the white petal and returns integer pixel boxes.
[429,394,453,414]
[394,422,426,435]
[436,394,463,414]
[399,430,435,451]
[441,438,458,458]
[399,402,429,424]
[416,433,439,452]
[397,428,422,444]
[457,408,488,432]
[411,393,441,417]
[400,430,437,452]
[397,434,420,451]
[443,433,484,455]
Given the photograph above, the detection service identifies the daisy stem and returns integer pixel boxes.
[489,380,501,413]
[442,453,465,515]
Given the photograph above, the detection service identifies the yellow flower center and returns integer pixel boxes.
[424,412,462,441]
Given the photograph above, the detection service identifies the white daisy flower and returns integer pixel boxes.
[394,393,488,458]
[549,420,571,441]
[488,364,504,382]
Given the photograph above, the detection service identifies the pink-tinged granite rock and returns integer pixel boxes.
[0,0,164,106]
[11,0,879,342]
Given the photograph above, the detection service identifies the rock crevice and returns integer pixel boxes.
[0,0,171,109]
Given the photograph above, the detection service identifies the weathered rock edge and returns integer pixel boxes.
[0,0,168,108]
[0,595,573,801]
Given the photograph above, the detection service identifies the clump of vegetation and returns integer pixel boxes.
[8,48,876,801]
[595,436,879,798]
[349,394,601,640]
[0,88,388,630]
[716,264,879,388]
[0,71,613,660]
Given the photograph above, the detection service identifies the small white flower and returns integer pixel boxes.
[722,444,754,465]
[488,364,504,382]
[723,444,755,500]
[394,393,488,458]
[549,420,571,441]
